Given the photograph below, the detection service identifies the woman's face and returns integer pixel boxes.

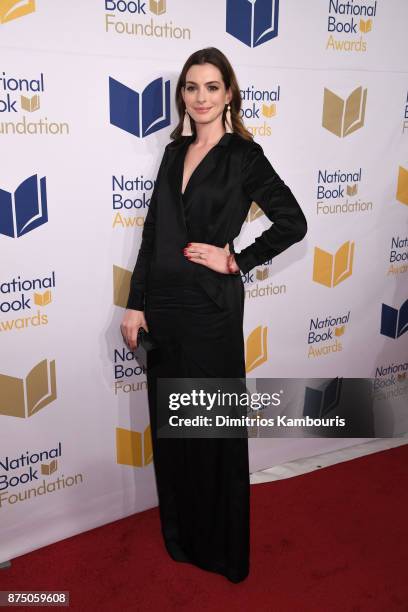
[181,63,231,130]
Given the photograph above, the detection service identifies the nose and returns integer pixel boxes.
[196,87,207,103]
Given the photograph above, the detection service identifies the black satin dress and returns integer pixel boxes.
[144,193,250,583]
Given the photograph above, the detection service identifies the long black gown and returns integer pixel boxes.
[127,132,308,582]
[144,192,250,583]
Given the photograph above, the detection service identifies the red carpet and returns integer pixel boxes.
[1,445,408,611]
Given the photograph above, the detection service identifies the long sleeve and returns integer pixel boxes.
[126,145,169,311]
[234,142,308,275]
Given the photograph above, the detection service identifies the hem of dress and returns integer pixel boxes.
[164,538,249,584]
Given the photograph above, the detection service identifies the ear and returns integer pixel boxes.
[225,87,232,105]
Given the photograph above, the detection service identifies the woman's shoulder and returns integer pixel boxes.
[165,136,187,150]
[230,132,263,155]
[228,135,265,174]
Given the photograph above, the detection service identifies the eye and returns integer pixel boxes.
[208,86,219,91]
[185,85,195,91]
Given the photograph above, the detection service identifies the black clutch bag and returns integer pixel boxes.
[137,327,157,352]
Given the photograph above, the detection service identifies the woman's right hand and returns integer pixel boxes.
[120,309,148,351]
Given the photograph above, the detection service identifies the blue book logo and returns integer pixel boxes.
[303,378,342,419]
[0,175,47,238]
[380,299,408,339]
[109,76,170,137]
[226,0,279,48]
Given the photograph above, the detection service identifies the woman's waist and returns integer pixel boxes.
[145,281,217,310]
[146,266,243,310]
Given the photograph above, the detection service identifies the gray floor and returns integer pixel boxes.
[250,432,408,483]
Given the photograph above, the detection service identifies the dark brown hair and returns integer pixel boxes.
[169,47,253,141]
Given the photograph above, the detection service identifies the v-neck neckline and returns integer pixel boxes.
[181,133,228,196]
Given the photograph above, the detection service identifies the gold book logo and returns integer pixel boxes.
[359,19,372,33]
[322,86,367,137]
[396,166,408,206]
[335,325,345,337]
[116,426,153,467]
[346,183,357,196]
[246,325,268,373]
[21,94,40,112]
[313,241,354,287]
[34,290,52,306]
[41,459,57,475]
[113,264,132,308]
[0,359,57,418]
[262,103,276,118]
[149,0,166,15]
[397,372,406,381]
[256,268,269,281]
[245,202,264,223]
[0,0,35,23]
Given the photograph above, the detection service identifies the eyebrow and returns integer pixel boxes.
[185,80,221,85]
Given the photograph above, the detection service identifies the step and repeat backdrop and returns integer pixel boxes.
[1,0,407,562]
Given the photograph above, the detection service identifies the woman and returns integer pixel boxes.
[121,47,308,583]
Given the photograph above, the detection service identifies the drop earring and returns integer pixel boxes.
[181,108,193,136]
[225,103,233,133]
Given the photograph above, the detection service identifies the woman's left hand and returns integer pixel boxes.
[183,242,240,274]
